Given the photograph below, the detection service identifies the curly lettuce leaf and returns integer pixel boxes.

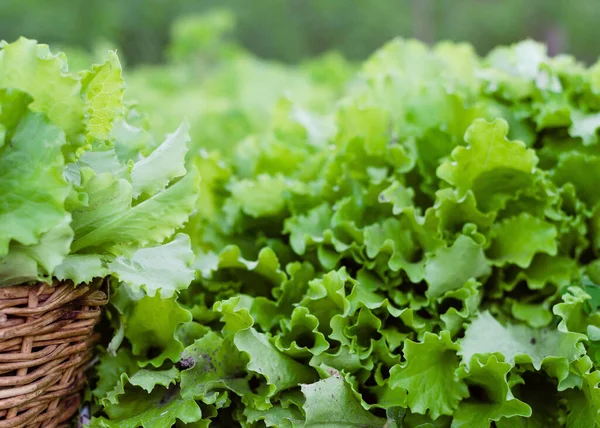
[301,373,386,428]
[180,331,249,400]
[452,355,531,428]
[0,112,70,257]
[459,311,586,376]
[234,327,318,396]
[70,169,197,252]
[389,331,468,419]
[0,38,85,143]
[437,118,538,212]
[125,294,192,367]
[130,122,190,198]
[108,234,195,298]
[80,51,125,142]
[487,213,558,268]
[0,217,73,286]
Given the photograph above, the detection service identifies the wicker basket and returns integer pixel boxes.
[0,278,109,428]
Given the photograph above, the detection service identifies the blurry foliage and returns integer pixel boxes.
[2,0,600,65]
[117,11,353,154]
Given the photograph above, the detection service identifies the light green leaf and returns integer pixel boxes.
[452,355,531,428]
[213,295,255,336]
[244,404,304,428]
[53,254,109,284]
[80,51,125,141]
[128,367,180,393]
[125,295,192,367]
[130,122,190,198]
[487,213,557,268]
[0,216,73,286]
[459,311,586,374]
[569,110,600,146]
[553,286,593,334]
[0,112,70,256]
[229,174,289,218]
[71,169,198,252]
[93,390,202,428]
[0,38,85,142]
[379,180,415,215]
[437,118,538,212]
[234,327,317,395]
[180,331,249,400]
[389,331,468,419]
[424,234,490,299]
[109,234,195,298]
[302,373,386,428]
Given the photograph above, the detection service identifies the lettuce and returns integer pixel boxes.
[0,39,198,298]
[79,29,600,428]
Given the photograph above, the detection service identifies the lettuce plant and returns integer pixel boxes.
[85,37,600,428]
[0,38,198,293]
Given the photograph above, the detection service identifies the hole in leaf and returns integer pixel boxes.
[416,308,433,320]
[384,316,413,335]
[248,376,262,394]
[295,332,316,349]
[354,325,382,348]
[467,384,492,403]
[409,280,428,296]
[579,245,596,265]
[438,297,464,314]
[147,346,162,360]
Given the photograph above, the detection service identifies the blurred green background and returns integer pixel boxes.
[2,0,600,66]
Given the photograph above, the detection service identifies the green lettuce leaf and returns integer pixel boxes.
[301,373,386,428]
[234,327,318,396]
[452,355,531,428]
[0,112,70,257]
[108,234,195,298]
[389,331,468,419]
[437,118,538,212]
[460,311,586,376]
[125,294,192,367]
[80,51,125,142]
[0,38,85,143]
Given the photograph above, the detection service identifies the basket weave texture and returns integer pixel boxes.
[0,278,108,428]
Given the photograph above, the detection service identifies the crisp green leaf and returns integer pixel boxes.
[234,327,318,395]
[424,234,490,299]
[80,51,125,141]
[487,213,557,268]
[459,311,586,374]
[0,112,70,256]
[125,295,192,367]
[302,373,386,427]
[389,331,468,419]
[0,38,85,141]
[180,331,249,400]
[130,122,190,198]
[71,170,198,252]
[93,389,202,428]
[452,355,531,428]
[109,234,195,298]
[53,254,109,284]
[0,216,73,286]
[437,118,538,212]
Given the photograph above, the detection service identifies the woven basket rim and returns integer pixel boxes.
[0,277,109,428]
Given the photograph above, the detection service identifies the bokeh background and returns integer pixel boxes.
[2,0,600,66]
[4,0,599,156]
